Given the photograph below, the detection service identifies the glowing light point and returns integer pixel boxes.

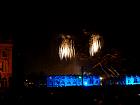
[100,77,103,80]
[79,76,82,79]
[84,81,88,86]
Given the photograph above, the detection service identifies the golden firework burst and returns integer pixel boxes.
[89,34,102,56]
[59,35,75,60]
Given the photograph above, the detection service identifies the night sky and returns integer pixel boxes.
[1,6,140,75]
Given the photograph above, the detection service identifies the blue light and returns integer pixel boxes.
[84,81,88,86]
[83,75,100,86]
[126,75,140,85]
[47,75,100,87]
[47,75,82,87]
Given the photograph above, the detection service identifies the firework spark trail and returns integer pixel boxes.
[59,35,75,60]
[89,34,101,56]
[110,66,120,76]
[99,63,110,77]
[105,66,117,77]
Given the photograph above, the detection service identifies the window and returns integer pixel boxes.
[2,50,8,58]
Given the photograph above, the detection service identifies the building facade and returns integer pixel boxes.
[0,43,12,88]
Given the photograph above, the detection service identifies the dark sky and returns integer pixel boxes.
[7,21,140,75]
[1,6,140,75]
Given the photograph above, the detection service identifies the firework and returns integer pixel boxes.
[59,35,75,60]
[89,34,101,56]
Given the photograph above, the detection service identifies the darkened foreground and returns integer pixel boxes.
[0,86,140,104]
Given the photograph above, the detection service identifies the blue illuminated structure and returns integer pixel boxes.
[47,75,82,87]
[125,75,140,85]
[45,75,140,87]
[83,75,100,86]
[47,75,100,87]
